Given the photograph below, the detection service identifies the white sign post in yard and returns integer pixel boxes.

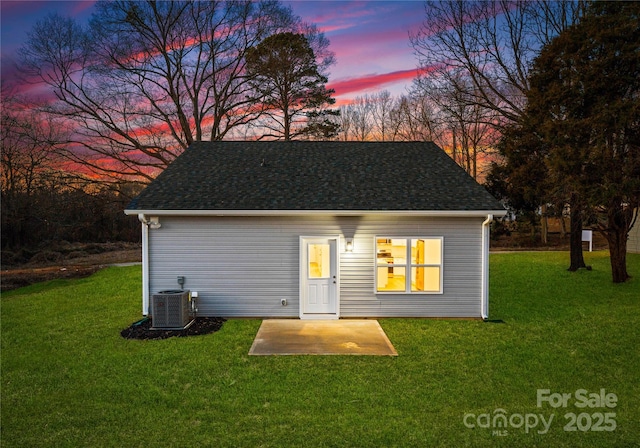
[582,229,593,252]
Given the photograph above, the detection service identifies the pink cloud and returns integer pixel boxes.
[70,1,96,16]
[328,68,420,97]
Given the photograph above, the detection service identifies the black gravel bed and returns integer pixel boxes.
[121,317,226,340]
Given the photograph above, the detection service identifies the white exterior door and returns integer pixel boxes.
[300,237,338,318]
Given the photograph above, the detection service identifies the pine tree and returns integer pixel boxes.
[246,32,338,140]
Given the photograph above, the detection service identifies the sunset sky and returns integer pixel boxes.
[0,0,426,104]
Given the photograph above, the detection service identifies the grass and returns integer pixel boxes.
[1,252,639,447]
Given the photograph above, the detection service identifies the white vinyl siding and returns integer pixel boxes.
[147,215,484,318]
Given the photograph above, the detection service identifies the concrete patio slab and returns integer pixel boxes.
[249,319,398,356]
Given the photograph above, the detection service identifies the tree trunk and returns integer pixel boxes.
[602,201,632,283]
[607,228,630,283]
[568,194,587,271]
[541,203,548,245]
[452,132,458,165]
[283,109,291,141]
[472,143,477,180]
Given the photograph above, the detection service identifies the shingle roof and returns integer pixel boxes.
[126,141,504,212]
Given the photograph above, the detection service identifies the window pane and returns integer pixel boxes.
[411,238,441,265]
[377,266,406,292]
[411,266,440,292]
[308,243,330,278]
[376,238,406,265]
[376,239,392,264]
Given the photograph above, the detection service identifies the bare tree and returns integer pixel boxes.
[342,95,375,141]
[338,92,440,143]
[20,1,298,182]
[424,71,499,179]
[337,104,354,141]
[389,94,440,142]
[410,0,584,127]
[1,91,63,198]
[1,89,65,248]
[368,90,395,141]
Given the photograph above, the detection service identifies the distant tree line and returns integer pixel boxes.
[1,180,141,255]
[337,89,496,181]
[1,91,141,256]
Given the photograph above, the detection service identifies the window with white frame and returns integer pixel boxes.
[375,237,443,293]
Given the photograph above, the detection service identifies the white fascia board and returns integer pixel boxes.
[125,209,508,218]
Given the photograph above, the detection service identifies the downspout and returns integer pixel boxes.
[138,214,150,316]
[481,214,494,320]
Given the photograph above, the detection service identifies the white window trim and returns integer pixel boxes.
[374,236,444,295]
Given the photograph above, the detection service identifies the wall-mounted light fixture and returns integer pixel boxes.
[149,216,161,229]
[345,238,354,252]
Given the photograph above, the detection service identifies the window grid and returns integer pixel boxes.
[375,237,443,294]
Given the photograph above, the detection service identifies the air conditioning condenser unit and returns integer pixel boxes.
[151,290,194,330]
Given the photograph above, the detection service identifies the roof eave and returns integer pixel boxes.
[125,209,508,218]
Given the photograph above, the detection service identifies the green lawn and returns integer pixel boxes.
[2,252,639,447]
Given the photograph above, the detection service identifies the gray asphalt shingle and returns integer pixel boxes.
[126,141,504,211]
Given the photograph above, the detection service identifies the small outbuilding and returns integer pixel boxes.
[125,141,506,319]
